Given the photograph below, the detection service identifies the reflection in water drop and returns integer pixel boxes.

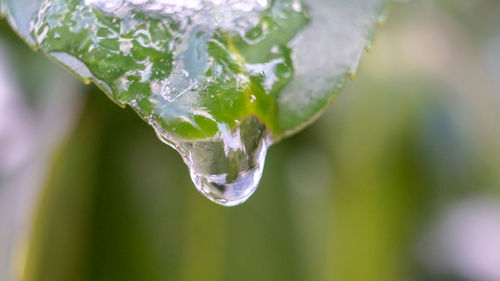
[156,117,272,206]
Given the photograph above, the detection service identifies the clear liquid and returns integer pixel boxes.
[156,117,272,206]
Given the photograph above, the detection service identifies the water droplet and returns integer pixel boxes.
[156,116,272,206]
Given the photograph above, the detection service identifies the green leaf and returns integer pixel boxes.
[1,0,386,141]
[2,0,387,206]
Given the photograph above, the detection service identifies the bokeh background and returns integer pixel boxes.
[2,1,500,281]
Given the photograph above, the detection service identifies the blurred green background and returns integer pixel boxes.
[2,1,500,281]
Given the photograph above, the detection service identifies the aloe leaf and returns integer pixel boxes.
[1,0,385,141]
[1,0,386,205]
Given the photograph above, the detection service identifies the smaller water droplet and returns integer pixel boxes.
[156,116,272,206]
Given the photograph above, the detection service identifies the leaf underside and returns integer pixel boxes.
[1,0,386,141]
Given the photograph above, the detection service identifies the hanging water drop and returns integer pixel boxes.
[156,117,272,206]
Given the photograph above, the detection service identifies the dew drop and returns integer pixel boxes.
[156,116,272,206]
